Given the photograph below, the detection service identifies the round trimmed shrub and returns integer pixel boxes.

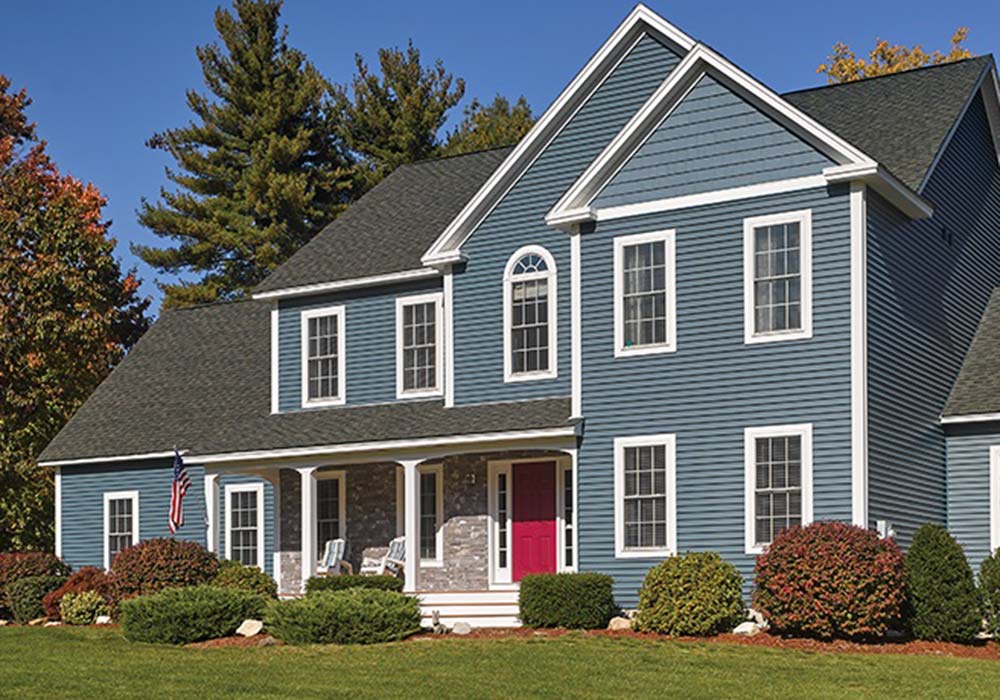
[906,523,980,642]
[979,550,1000,636]
[43,567,113,619]
[110,539,219,601]
[0,553,70,613]
[60,590,109,625]
[7,575,68,623]
[634,552,744,636]
[214,560,278,598]
[518,573,617,629]
[753,521,906,639]
[265,589,421,645]
[305,574,403,595]
[120,585,267,644]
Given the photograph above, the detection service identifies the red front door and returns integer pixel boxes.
[512,462,557,581]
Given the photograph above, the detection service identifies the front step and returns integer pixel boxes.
[414,589,521,628]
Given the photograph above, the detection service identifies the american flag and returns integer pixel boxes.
[169,448,190,534]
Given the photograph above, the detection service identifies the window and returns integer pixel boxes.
[744,424,813,554]
[419,465,443,565]
[300,305,346,407]
[496,471,509,570]
[504,246,557,382]
[316,472,346,559]
[559,464,574,570]
[103,491,138,570]
[614,435,676,557]
[489,462,513,585]
[396,293,443,398]
[226,483,265,569]
[614,230,676,356]
[744,210,812,343]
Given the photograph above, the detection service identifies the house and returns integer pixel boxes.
[39,5,1000,627]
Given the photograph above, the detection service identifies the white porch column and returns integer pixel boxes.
[299,467,318,592]
[401,459,420,593]
[204,473,220,554]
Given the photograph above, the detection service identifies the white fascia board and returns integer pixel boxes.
[940,412,1000,425]
[421,4,698,262]
[253,268,440,301]
[39,450,186,468]
[824,163,933,219]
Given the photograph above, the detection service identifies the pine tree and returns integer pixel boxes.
[442,95,534,155]
[134,0,356,307]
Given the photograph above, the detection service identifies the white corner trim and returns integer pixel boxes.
[743,209,813,345]
[613,230,677,357]
[570,232,583,418]
[418,463,445,567]
[443,269,455,408]
[503,245,558,383]
[39,450,185,468]
[744,423,814,555]
[395,292,445,400]
[103,490,139,571]
[53,467,62,559]
[224,482,266,570]
[253,268,440,301]
[824,163,933,219]
[300,304,347,408]
[270,306,280,414]
[941,412,1000,425]
[613,433,677,559]
[850,184,869,528]
[991,446,1000,552]
[204,474,220,554]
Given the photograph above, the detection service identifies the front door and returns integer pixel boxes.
[512,461,557,581]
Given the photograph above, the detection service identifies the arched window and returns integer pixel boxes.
[504,245,557,382]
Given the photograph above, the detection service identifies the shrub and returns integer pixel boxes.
[214,560,278,598]
[0,553,70,613]
[110,539,219,602]
[906,523,980,642]
[265,589,420,644]
[7,575,68,623]
[518,573,617,629]
[43,567,113,619]
[60,591,109,625]
[120,585,266,644]
[305,575,403,595]
[635,552,744,636]
[753,522,906,640]
[980,550,1000,636]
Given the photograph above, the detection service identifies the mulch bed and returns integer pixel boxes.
[186,635,281,649]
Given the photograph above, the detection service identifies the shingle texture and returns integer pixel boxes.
[254,147,513,294]
[943,288,1000,418]
[38,299,573,463]
[783,56,994,191]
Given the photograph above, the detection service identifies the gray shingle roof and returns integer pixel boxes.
[943,288,1000,418]
[783,56,994,191]
[254,147,513,294]
[38,299,573,464]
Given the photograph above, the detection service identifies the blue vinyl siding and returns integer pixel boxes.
[452,34,684,405]
[868,91,1000,546]
[947,427,1000,569]
[578,186,854,604]
[277,278,442,411]
[593,74,834,209]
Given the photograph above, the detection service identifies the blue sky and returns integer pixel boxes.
[1,1,996,314]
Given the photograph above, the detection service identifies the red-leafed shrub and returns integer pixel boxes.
[0,553,71,612]
[43,567,113,619]
[752,521,906,640]
[110,539,219,603]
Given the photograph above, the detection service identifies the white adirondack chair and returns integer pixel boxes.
[316,538,353,576]
[359,536,406,577]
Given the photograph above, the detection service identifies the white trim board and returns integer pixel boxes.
[849,184,869,528]
[54,467,62,559]
[270,306,280,414]
[395,292,445,400]
[991,446,1000,553]
[941,412,1000,425]
[40,450,185,468]
[300,304,347,408]
[253,268,440,301]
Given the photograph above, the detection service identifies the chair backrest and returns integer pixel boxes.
[321,538,346,569]
[386,536,406,562]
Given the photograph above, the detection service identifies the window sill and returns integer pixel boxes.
[614,343,676,358]
[615,548,674,559]
[504,369,558,384]
[420,559,444,568]
[301,396,346,408]
[744,329,813,345]
[396,388,443,401]
[745,544,767,555]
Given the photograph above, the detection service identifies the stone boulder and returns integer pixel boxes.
[94,615,112,625]
[607,616,632,631]
[451,621,472,636]
[236,619,264,637]
[732,621,762,636]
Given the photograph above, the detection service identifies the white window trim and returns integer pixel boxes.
[224,483,266,570]
[743,209,813,344]
[503,245,558,383]
[487,461,514,587]
[418,464,445,567]
[103,490,139,571]
[556,459,577,572]
[314,470,347,557]
[613,230,677,357]
[300,304,347,407]
[990,446,1000,553]
[613,434,677,558]
[744,423,814,555]
[395,292,444,399]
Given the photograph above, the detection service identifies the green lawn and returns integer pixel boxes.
[1,627,997,699]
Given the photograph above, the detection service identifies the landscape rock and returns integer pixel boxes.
[236,619,264,637]
[733,621,762,636]
[27,618,47,627]
[748,609,768,627]
[451,622,472,636]
[257,635,277,647]
[43,621,62,627]
[0,620,9,626]
[95,615,112,625]
[607,616,632,631]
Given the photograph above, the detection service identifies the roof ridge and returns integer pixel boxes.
[163,297,259,314]
[401,144,515,168]
[782,55,993,97]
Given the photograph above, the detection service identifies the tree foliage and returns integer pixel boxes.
[135,0,357,308]
[442,94,534,155]
[0,76,149,551]
[818,28,973,84]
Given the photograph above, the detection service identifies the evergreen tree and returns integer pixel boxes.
[442,94,534,155]
[135,0,356,307]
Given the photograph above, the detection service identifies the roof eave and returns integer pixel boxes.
[252,268,441,301]
[824,163,934,219]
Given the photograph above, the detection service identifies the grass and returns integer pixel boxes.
[1,627,999,699]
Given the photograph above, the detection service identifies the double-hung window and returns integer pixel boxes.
[396,293,443,398]
[315,472,346,559]
[504,246,557,381]
[744,424,813,554]
[614,230,676,356]
[103,491,139,570]
[225,483,265,568]
[614,434,676,557]
[744,210,812,343]
[301,305,346,407]
[419,465,443,565]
